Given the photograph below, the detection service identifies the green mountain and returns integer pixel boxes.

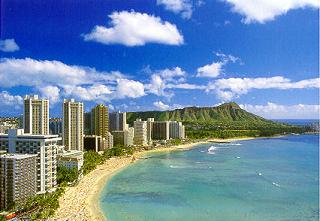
[127,102,305,139]
[127,102,273,124]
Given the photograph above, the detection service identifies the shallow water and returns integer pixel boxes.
[100,135,319,221]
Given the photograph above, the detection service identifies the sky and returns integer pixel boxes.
[0,0,319,119]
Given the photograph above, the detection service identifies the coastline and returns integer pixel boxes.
[51,137,257,221]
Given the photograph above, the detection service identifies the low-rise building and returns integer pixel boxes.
[57,150,83,171]
[0,154,37,210]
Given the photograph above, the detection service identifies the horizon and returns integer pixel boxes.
[0,0,319,119]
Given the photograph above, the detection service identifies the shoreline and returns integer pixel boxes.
[51,136,265,221]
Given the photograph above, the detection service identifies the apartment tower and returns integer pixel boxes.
[23,95,49,135]
[0,154,37,210]
[63,99,84,151]
[109,111,127,132]
[91,104,109,139]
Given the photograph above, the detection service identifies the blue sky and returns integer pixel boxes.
[0,0,319,119]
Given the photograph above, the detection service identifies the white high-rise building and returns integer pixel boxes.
[133,119,147,146]
[0,129,61,193]
[169,121,185,139]
[23,95,49,135]
[147,118,154,145]
[63,99,84,151]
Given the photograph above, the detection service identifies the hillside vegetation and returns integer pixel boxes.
[127,102,306,139]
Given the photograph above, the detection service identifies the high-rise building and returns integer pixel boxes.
[0,154,37,210]
[169,121,185,139]
[111,128,133,147]
[23,95,49,135]
[49,118,63,135]
[152,121,170,140]
[84,135,106,152]
[91,104,109,139]
[84,112,92,135]
[109,112,127,132]
[133,119,147,146]
[0,129,61,193]
[63,99,84,151]
[107,132,114,149]
[147,118,154,145]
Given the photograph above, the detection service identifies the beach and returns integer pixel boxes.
[51,140,209,221]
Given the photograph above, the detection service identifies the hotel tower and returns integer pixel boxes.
[23,95,49,135]
[63,99,84,151]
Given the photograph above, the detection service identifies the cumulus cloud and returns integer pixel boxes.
[83,11,184,46]
[0,57,145,104]
[207,76,320,101]
[240,102,320,119]
[0,91,23,110]
[223,0,319,24]
[157,0,193,19]
[146,67,187,98]
[196,52,240,78]
[0,39,20,52]
[114,79,146,99]
[153,101,171,110]
[38,86,60,104]
[153,100,185,110]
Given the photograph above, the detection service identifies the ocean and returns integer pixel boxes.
[100,135,319,221]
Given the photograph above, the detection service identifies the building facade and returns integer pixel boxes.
[133,119,147,146]
[63,99,84,151]
[49,118,63,135]
[152,121,170,140]
[109,112,127,132]
[91,104,109,139]
[57,150,83,171]
[0,154,37,210]
[23,95,49,135]
[84,135,106,152]
[146,118,154,145]
[0,129,60,193]
[169,121,185,139]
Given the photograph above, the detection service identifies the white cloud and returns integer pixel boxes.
[146,67,187,98]
[153,101,171,110]
[0,57,146,104]
[223,0,319,24]
[0,91,23,110]
[196,52,240,78]
[83,11,184,46]
[38,86,60,104]
[0,39,19,52]
[207,76,320,101]
[240,102,320,119]
[153,100,185,111]
[196,62,224,78]
[157,0,193,19]
[63,84,112,101]
[114,79,146,99]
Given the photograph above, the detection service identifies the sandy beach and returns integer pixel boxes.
[50,139,247,221]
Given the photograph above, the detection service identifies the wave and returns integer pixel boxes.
[169,165,183,169]
[207,146,217,155]
[272,182,280,187]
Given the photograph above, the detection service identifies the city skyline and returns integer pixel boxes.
[0,0,319,119]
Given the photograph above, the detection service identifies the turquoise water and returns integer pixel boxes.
[100,135,319,221]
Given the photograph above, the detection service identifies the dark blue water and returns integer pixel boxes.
[274,119,319,126]
[100,135,319,221]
